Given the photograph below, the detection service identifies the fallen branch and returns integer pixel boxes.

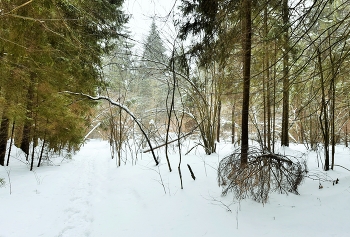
[143,127,197,153]
[333,164,350,172]
[187,164,196,180]
[257,153,293,165]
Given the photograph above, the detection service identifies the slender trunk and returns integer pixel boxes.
[345,125,348,148]
[6,120,15,166]
[165,54,177,172]
[281,0,290,147]
[37,137,46,167]
[0,115,9,166]
[30,110,38,171]
[331,78,335,170]
[118,107,122,167]
[329,39,336,170]
[217,100,221,143]
[264,6,271,152]
[318,48,329,171]
[240,0,252,166]
[272,40,277,153]
[263,52,267,150]
[231,104,235,144]
[38,120,48,168]
[21,74,35,159]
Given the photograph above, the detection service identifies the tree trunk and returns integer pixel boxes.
[272,40,277,153]
[281,0,290,147]
[317,48,329,171]
[217,100,221,143]
[240,0,252,166]
[6,120,15,166]
[231,104,235,144]
[329,39,336,170]
[37,136,46,167]
[264,5,272,152]
[21,75,35,158]
[0,115,9,166]
[345,125,348,148]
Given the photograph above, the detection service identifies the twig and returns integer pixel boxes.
[187,164,196,180]
[333,164,350,172]
[5,168,12,195]
[143,127,196,153]
[203,194,234,212]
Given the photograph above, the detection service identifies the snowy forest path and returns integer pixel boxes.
[55,140,110,237]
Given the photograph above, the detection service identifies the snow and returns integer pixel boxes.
[1,140,350,237]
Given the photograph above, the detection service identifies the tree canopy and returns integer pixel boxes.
[0,0,127,166]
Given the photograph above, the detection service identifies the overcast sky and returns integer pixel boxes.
[123,0,179,51]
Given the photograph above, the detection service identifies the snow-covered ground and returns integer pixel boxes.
[1,139,350,237]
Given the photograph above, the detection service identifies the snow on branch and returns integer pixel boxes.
[63,91,159,166]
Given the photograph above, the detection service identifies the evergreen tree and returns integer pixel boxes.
[0,0,127,166]
[136,20,168,111]
[142,20,167,69]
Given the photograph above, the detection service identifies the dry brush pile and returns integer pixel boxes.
[218,147,307,203]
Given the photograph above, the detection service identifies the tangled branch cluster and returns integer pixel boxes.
[217,147,307,203]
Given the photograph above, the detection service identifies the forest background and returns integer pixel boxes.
[1,0,350,196]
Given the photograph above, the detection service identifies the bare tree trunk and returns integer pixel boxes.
[231,104,235,144]
[164,52,179,173]
[6,120,15,166]
[317,48,330,171]
[240,0,252,166]
[118,107,122,167]
[330,76,335,170]
[328,39,336,170]
[345,124,348,148]
[21,75,35,159]
[30,110,38,171]
[37,137,46,168]
[272,40,277,153]
[264,5,272,152]
[217,100,221,143]
[0,114,9,166]
[281,0,290,147]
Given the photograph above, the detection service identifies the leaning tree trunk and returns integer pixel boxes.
[240,0,252,166]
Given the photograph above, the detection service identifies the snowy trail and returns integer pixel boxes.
[2,141,350,237]
[55,141,111,237]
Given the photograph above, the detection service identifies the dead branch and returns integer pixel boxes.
[187,164,196,180]
[143,126,197,153]
[218,147,307,203]
[333,164,350,172]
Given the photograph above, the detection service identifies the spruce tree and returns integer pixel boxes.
[0,0,127,166]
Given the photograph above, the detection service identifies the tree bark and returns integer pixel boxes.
[281,0,290,147]
[21,74,35,158]
[317,48,329,171]
[0,115,9,166]
[231,104,235,144]
[217,100,221,143]
[6,120,15,166]
[240,0,252,166]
